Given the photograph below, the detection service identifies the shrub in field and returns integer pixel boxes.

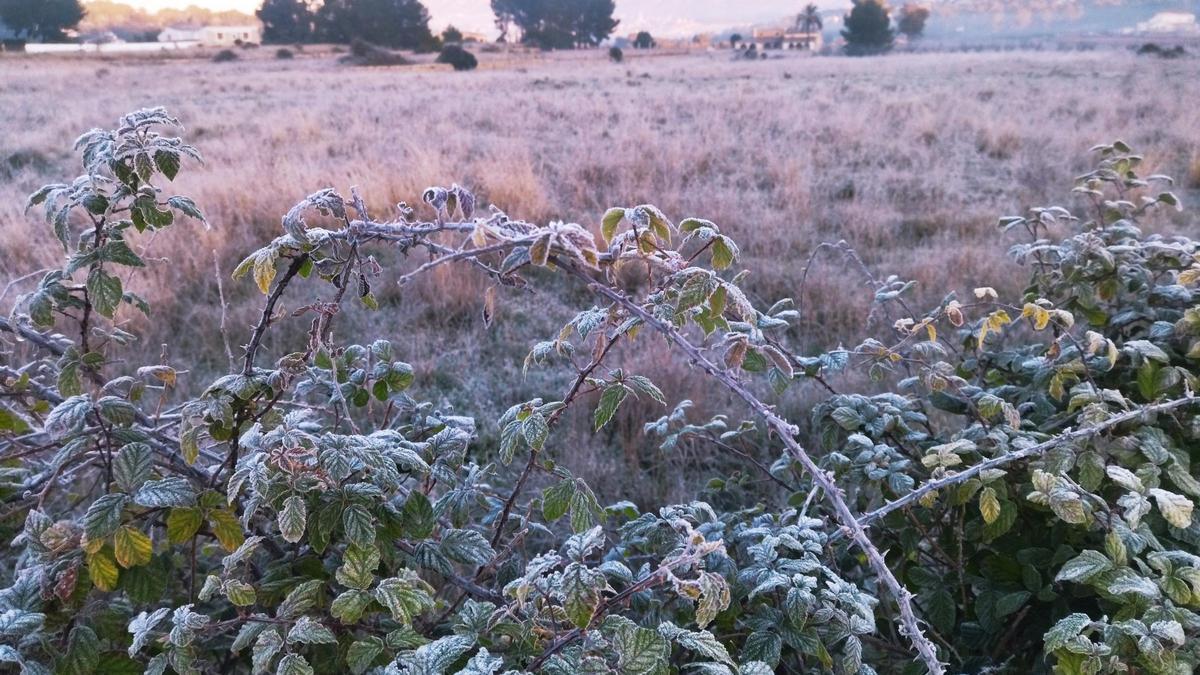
[1,111,1198,674]
[276,48,295,60]
[608,46,623,63]
[212,49,239,63]
[436,45,477,71]
[341,38,409,67]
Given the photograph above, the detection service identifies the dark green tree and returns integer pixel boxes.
[441,24,463,44]
[0,0,84,42]
[317,0,438,50]
[490,0,617,50]
[797,3,822,33]
[729,32,742,47]
[257,0,318,44]
[897,3,930,39]
[633,30,653,49]
[842,0,894,55]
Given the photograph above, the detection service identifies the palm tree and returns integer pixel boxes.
[796,4,823,34]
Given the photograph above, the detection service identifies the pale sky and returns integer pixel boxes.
[104,0,838,36]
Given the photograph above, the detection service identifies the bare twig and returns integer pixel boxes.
[212,250,236,372]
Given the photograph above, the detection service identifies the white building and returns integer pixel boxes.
[159,25,262,47]
[735,27,823,52]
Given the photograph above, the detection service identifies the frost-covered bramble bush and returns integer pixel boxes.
[1,111,1198,675]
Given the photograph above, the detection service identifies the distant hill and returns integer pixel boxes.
[726,1,1199,45]
[80,0,257,40]
[922,0,1199,39]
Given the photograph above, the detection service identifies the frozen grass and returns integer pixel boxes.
[2,47,1197,503]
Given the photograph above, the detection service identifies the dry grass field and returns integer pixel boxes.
[2,47,1198,502]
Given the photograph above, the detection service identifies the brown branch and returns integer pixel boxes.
[242,254,309,376]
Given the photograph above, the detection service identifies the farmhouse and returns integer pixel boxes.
[158,24,262,47]
[736,26,822,52]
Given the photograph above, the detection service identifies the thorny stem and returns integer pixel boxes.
[243,254,310,376]
[566,262,948,675]
[852,396,1197,532]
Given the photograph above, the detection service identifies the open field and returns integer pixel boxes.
[2,47,1199,503]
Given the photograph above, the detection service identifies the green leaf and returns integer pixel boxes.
[278,495,307,544]
[374,572,434,626]
[542,480,574,522]
[276,653,313,675]
[224,580,257,607]
[614,619,672,667]
[134,477,196,508]
[45,395,92,440]
[342,504,376,548]
[1055,550,1112,584]
[561,562,604,629]
[924,589,956,635]
[166,507,203,544]
[286,616,336,645]
[0,609,44,637]
[113,443,154,493]
[522,412,549,451]
[658,622,734,666]
[710,235,737,270]
[440,528,495,566]
[84,493,128,540]
[400,491,435,539]
[568,481,601,533]
[594,384,628,431]
[0,408,31,435]
[331,590,374,624]
[153,150,180,181]
[252,628,283,673]
[739,631,782,668]
[59,625,100,675]
[87,268,123,319]
[601,207,624,245]
[276,580,322,620]
[346,637,384,674]
[99,240,145,268]
[336,544,380,590]
[128,608,171,657]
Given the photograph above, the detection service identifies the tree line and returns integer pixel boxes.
[0,0,621,51]
[2,0,931,57]
[258,0,619,50]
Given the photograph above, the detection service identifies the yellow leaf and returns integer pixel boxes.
[114,526,152,569]
[208,508,245,552]
[918,490,939,509]
[167,507,204,544]
[925,322,937,343]
[252,253,276,295]
[1034,307,1050,331]
[87,549,120,591]
[980,487,1001,524]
